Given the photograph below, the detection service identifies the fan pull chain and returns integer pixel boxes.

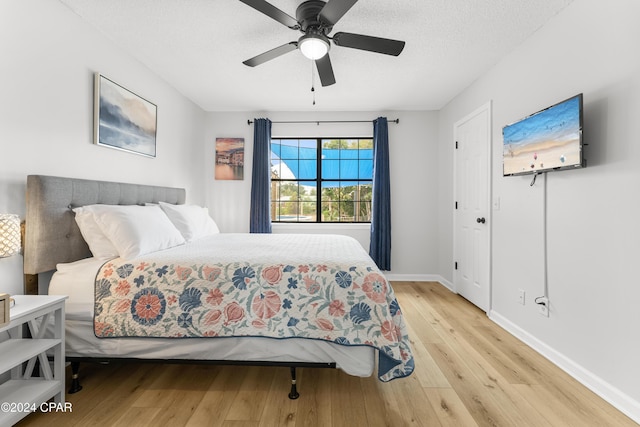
[311,60,316,106]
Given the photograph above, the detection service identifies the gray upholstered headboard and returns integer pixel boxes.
[24,175,186,275]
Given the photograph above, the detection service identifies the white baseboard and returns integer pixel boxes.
[384,273,438,282]
[384,274,456,293]
[489,310,640,424]
[437,276,455,292]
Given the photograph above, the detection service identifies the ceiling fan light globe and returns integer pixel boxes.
[299,36,329,60]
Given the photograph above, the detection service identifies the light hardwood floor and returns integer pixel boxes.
[18,281,638,426]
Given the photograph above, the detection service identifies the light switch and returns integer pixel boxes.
[492,197,500,211]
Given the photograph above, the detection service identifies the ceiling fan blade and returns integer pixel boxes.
[319,0,358,26]
[238,0,299,29]
[243,42,298,67]
[333,32,405,56]
[315,54,336,87]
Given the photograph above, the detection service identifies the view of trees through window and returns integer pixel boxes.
[271,138,373,223]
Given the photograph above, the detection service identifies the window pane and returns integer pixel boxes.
[285,161,299,179]
[271,141,281,159]
[339,201,355,222]
[299,201,317,222]
[280,182,299,200]
[339,182,355,222]
[270,181,281,201]
[321,148,340,160]
[346,139,360,149]
[341,140,360,159]
[321,201,340,222]
[360,148,374,160]
[340,182,355,199]
[358,201,372,222]
[299,179,315,195]
[340,160,359,179]
[322,139,344,150]
[300,138,316,147]
[357,182,373,201]
[341,148,359,159]
[298,160,317,179]
[299,147,316,160]
[270,159,282,179]
[321,186,340,202]
[359,159,373,179]
[279,201,298,221]
[299,183,316,221]
[280,139,299,159]
[359,139,374,149]
[322,159,339,180]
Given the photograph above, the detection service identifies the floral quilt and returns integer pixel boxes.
[94,241,414,381]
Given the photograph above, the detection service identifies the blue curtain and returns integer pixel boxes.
[250,118,272,233]
[369,117,391,270]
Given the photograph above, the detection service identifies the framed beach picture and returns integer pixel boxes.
[215,138,245,180]
[94,73,157,157]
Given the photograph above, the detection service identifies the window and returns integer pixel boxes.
[270,138,373,223]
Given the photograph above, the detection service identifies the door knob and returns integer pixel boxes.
[476,217,486,224]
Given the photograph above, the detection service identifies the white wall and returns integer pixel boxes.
[206,110,439,278]
[0,0,207,295]
[438,0,640,420]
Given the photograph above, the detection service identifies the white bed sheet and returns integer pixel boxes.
[48,235,376,377]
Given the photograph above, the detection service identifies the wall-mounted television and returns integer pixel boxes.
[503,94,584,176]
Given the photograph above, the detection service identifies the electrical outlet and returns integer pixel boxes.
[518,289,525,305]
[537,297,549,317]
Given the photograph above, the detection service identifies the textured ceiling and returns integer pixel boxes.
[59,0,573,112]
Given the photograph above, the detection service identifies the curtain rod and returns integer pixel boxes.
[247,119,399,125]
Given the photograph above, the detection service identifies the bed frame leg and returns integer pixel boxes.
[288,367,300,400]
[68,361,83,394]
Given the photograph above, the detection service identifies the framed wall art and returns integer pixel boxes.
[94,73,157,157]
[215,138,245,180]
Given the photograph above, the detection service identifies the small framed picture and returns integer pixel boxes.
[215,138,245,180]
[94,73,157,157]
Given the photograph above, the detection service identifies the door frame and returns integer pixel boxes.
[452,101,493,312]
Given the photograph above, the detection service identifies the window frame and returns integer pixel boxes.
[270,137,374,224]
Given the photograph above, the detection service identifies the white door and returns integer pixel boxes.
[453,102,492,312]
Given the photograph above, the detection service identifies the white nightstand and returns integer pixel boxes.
[0,295,67,426]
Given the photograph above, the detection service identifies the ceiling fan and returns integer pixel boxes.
[239,0,406,87]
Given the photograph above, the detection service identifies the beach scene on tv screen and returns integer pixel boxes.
[503,96,581,175]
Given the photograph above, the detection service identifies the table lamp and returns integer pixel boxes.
[0,214,21,258]
[1,213,20,325]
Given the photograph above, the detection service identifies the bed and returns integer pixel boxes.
[24,175,414,398]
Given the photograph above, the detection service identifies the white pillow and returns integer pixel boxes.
[86,204,185,259]
[73,207,119,259]
[159,201,220,242]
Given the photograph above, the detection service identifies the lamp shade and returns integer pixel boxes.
[299,34,329,60]
[0,214,20,257]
